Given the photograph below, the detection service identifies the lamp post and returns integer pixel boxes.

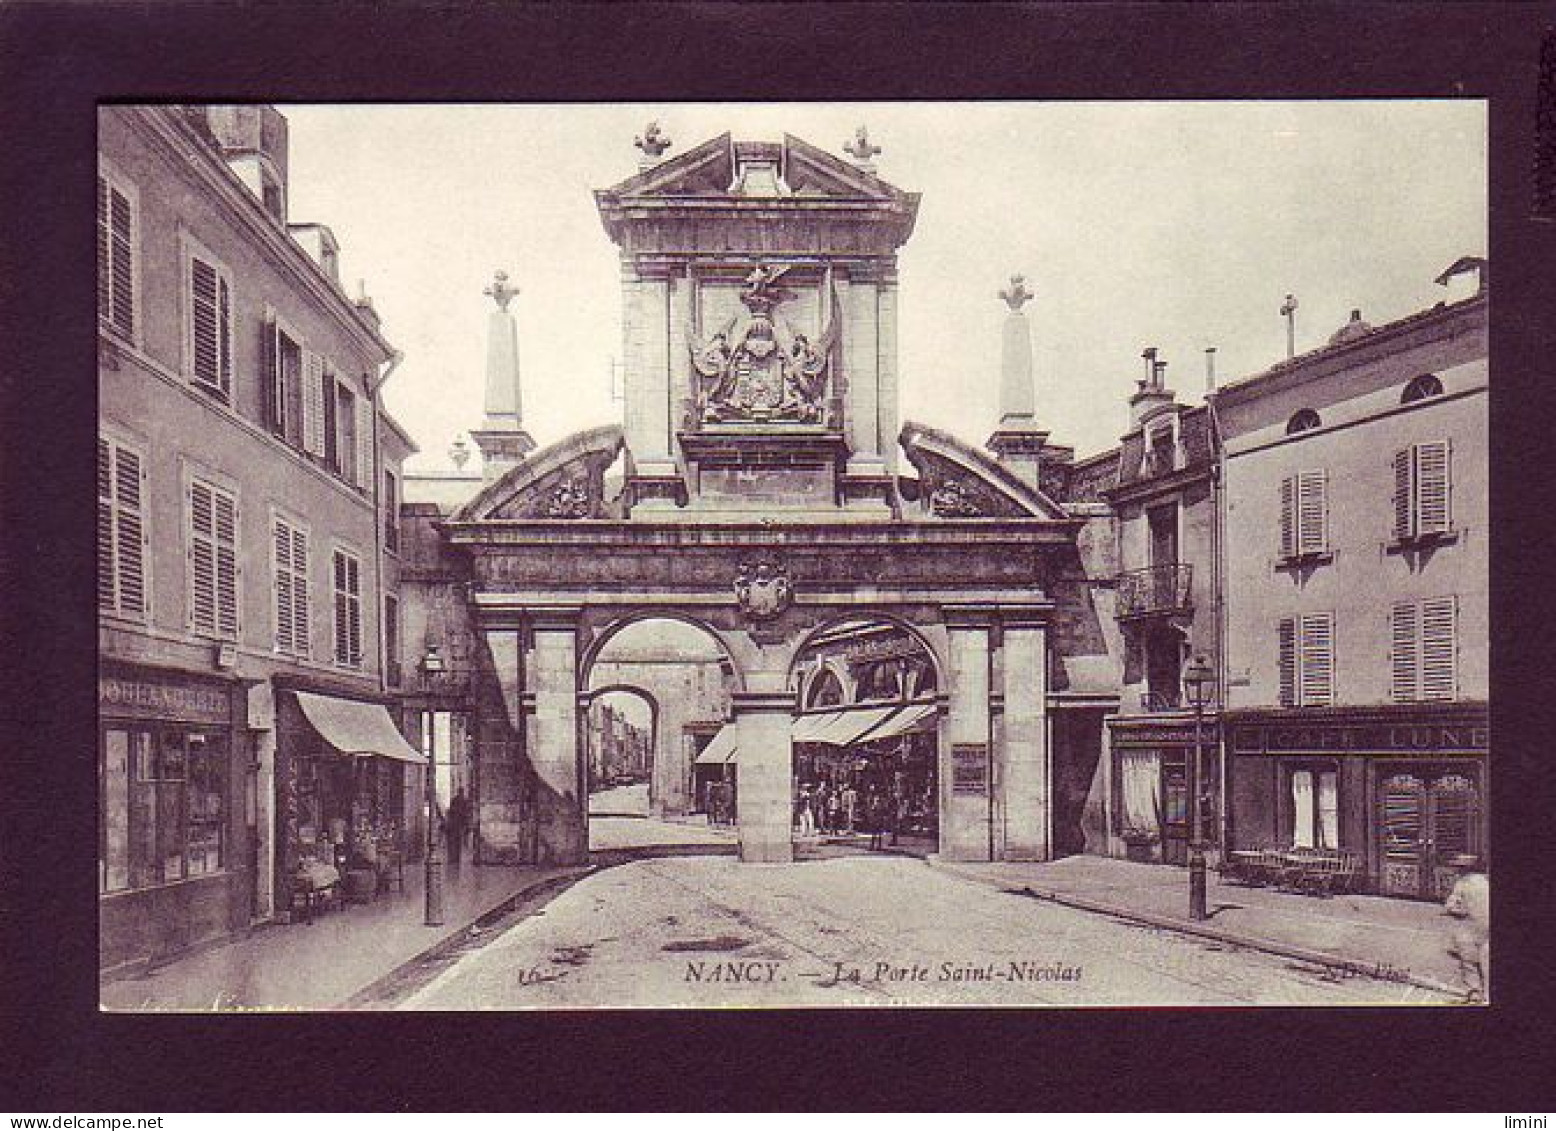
[421,646,446,927]
[1182,653,1216,922]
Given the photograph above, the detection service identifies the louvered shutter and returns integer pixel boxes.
[1297,470,1328,555]
[1390,600,1420,702]
[97,178,111,324]
[347,554,363,665]
[1421,595,1457,700]
[98,439,116,609]
[262,316,285,436]
[212,490,239,638]
[1277,617,1297,707]
[114,447,146,616]
[189,481,218,634]
[1279,476,1296,559]
[191,258,223,391]
[1415,440,1451,536]
[1392,449,1414,542]
[1299,612,1334,706]
[302,353,327,456]
[333,550,350,664]
[355,389,373,488]
[291,526,310,657]
[273,520,294,654]
[217,274,232,394]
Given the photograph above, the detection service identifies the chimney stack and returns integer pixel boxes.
[1129,348,1177,427]
[1204,347,1217,393]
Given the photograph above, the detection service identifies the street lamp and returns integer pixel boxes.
[1182,653,1216,922]
[421,646,446,927]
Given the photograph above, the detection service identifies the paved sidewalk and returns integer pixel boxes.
[100,860,583,1012]
[930,854,1471,997]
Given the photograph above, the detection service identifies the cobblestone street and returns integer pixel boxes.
[397,853,1453,1009]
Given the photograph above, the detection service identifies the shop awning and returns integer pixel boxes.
[802,704,899,747]
[295,692,425,764]
[693,725,739,765]
[791,710,846,743]
[856,701,938,743]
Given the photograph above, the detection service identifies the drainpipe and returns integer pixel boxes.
[367,349,405,697]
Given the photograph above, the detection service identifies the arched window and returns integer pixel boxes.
[1402,374,1444,404]
[806,668,845,709]
[1286,409,1322,435]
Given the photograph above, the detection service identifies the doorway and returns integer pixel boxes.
[1378,766,1482,899]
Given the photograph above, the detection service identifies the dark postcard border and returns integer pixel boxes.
[2,0,1553,1114]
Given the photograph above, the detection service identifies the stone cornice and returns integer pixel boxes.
[439,519,1081,547]
[124,107,396,365]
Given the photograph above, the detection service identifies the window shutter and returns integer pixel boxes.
[1415,440,1451,536]
[114,446,146,616]
[355,390,373,488]
[302,352,326,456]
[97,439,116,609]
[291,526,310,656]
[273,520,294,654]
[1421,595,1457,701]
[191,258,222,391]
[1390,600,1420,703]
[262,316,283,436]
[97,178,111,324]
[216,274,232,395]
[189,481,217,634]
[1279,476,1296,559]
[1299,612,1334,706]
[1392,448,1413,542]
[213,490,239,638]
[1297,470,1327,555]
[333,550,350,664]
[348,554,363,665]
[1277,617,1296,707]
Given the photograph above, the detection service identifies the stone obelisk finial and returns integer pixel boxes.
[471,270,536,484]
[987,274,1055,490]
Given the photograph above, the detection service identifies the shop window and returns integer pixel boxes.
[188,250,233,400]
[102,727,228,891]
[1401,374,1444,404]
[1289,766,1339,849]
[1278,469,1329,560]
[1286,409,1321,435]
[1392,440,1453,543]
[187,477,240,640]
[332,547,364,668]
[1277,612,1334,706]
[1390,596,1458,702]
[97,170,137,341]
[98,436,149,619]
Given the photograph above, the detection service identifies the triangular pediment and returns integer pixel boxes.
[599,131,908,203]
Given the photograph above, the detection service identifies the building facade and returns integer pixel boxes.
[1215,282,1488,899]
[1099,357,1222,865]
[98,105,418,971]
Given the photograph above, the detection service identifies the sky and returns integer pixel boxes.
[281,102,1485,473]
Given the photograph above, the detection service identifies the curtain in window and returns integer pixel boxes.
[1120,749,1162,835]
[1291,770,1315,848]
[1317,771,1339,849]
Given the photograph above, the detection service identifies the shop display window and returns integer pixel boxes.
[100,725,228,892]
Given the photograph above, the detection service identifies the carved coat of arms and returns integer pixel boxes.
[690,263,837,425]
[734,559,793,621]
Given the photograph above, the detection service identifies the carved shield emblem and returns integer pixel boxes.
[734,559,793,621]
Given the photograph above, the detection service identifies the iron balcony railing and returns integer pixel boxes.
[1115,563,1194,620]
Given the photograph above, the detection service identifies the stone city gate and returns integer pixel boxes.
[416,128,1108,867]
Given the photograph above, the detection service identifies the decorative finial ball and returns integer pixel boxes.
[999,274,1034,312]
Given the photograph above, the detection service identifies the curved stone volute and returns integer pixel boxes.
[451,424,625,522]
[898,420,1067,520]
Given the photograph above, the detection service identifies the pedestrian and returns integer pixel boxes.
[842,782,859,833]
[1443,866,1489,1003]
[446,788,471,865]
[826,786,842,835]
[867,791,886,851]
[813,781,831,834]
[796,783,815,836]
